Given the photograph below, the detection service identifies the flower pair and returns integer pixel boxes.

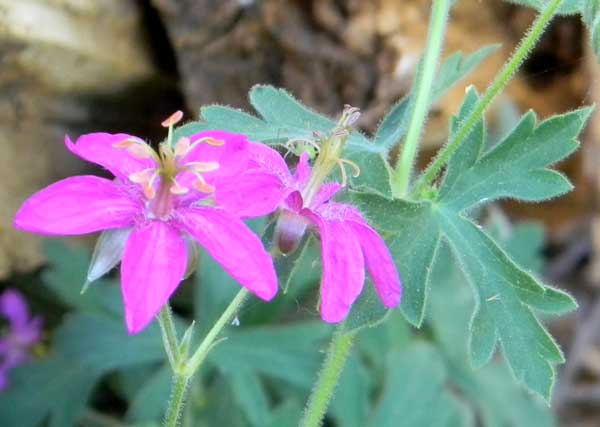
[14,113,402,333]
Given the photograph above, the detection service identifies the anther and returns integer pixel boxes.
[128,168,156,184]
[143,170,160,199]
[192,175,216,194]
[161,110,184,128]
[202,137,225,146]
[113,138,156,160]
[186,161,220,173]
[169,178,190,195]
[174,137,191,157]
[143,184,156,199]
[340,105,361,127]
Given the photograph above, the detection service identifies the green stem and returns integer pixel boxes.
[158,289,249,426]
[391,0,451,198]
[300,327,355,427]
[164,372,189,427]
[184,287,249,377]
[413,0,563,196]
[158,304,180,370]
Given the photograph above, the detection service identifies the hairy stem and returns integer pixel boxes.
[164,372,188,427]
[413,0,564,196]
[158,288,249,426]
[300,327,355,427]
[158,304,180,370]
[185,287,249,377]
[391,0,451,198]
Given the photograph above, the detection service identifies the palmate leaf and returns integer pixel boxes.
[353,89,591,400]
[174,47,496,196]
[369,343,473,427]
[429,234,554,427]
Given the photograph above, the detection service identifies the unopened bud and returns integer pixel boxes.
[274,210,309,255]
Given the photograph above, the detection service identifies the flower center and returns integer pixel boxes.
[300,105,361,206]
[113,111,223,217]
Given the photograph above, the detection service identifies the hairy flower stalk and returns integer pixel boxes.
[14,111,278,334]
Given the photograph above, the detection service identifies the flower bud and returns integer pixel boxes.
[274,210,309,255]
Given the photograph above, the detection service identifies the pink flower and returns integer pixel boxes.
[218,144,402,322]
[0,289,42,391]
[14,118,278,334]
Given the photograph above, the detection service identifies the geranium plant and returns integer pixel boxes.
[3,0,596,426]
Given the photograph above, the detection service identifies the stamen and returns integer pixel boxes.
[174,137,191,157]
[337,160,348,187]
[143,184,156,199]
[161,110,184,128]
[336,159,361,187]
[202,137,225,146]
[192,174,215,194]
[183,137,226,157]
[340,105,361,127]
[169,178,190,195]
[339,158,361,178]
[113,138,137,148]
[128,168,156,184]
[186,161,220,173]
[113,138,156,160]
[143,170,160,199]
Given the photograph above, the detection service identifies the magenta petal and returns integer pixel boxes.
[183,131,249,181]
[284,190,304,212]
[294,153,311,187]
[65,133,156,180]
[121,221,187,334]
[215,170,287,218]
[14,176,140,235]
[310,183,343,208]
[177,207,278,300]
[315,201,363,222]
[349,221,402,308]
[247,141,292,183]
[304,210,365,322]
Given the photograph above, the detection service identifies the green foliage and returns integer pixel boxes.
[583,0,600,56]
[0,32,584,423]
[507,0,600,58]
[368,222,555,427]
[374,45,499,150]
[175,47,496,196]
[505,0,584,15]
[1,208,561,426]
[370,343,473,427]
[428,237,554,427]
[352,89,589,400]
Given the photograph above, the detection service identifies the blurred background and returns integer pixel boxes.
[1,0,599,426]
